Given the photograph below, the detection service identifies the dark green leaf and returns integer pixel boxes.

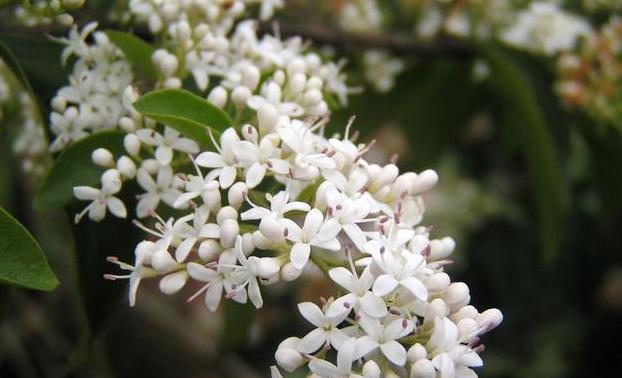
[480,44,565,263]
[133,89,233,148]
[0,207,58,291]
[0,39,34,95]
[105,30,158,82]
[34,131,126,211]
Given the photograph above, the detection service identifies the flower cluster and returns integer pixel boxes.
[12,0,84,26]
[46,1,503,376]
[500,2,591,56]
[556,17,622,129]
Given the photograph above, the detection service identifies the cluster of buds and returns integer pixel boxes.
[556,17,622,129]
[11,0,85,26]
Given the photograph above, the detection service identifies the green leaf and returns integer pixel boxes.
[0,40,34,95]
[480,44,565,263]
[0,207,58,291]
[34,131,126,211]
[105,30,158,82]
[133,89,233,148]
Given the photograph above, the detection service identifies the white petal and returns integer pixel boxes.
[290,242,311,270]
[106,197,127,218]
[175,237,196,262]
[248,278,263,308]
[297,301,325,328]
[74,186,100,200]
[380,340,407,366]
[360,292,388,318]
[187,262,218,281]
[326,293,356,318]
[205,280,223,311]
[355,335,379,359]
[155,146,173,165]
[219,166,237,188]
[343,223,367,251]
[297,328,326,353]
[136,194,159,218]
[159,271,188,295]
[303,208,324,237]
[400,277,429,301]
[328,267,354,292]
[245,162,266,188]
[196,151,224,168]
[372,274,399,297]
[308,359,339,377]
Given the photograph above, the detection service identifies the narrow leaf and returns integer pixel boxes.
[34,131,126,211]
[480,44,565,263]
[105,30,158,82]
[133,89,232,147]
[0,207,58,291]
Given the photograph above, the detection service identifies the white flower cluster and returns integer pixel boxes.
[49,1,502,377]
[49,22,134,152]
[500,2,592,56]
[14,0,84,27]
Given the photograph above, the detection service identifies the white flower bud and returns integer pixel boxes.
[163,77,182,89]
[287,58,307,77]
[159,271,188,295]
[273,70,285,85]
[424,298,448,322]
[92,148,114,167]
[451,305,479,322]
[241,124,259,143]
[220,219,239,248]
[288,73,306,95]
[151,249,177,273]
[259,216,284,242]
[119,116,136,132]
[426,272,450,292]
[228,182,248,208]
[249,256,281,279]
[124,133,141,156]
[392,172,417,197]
[51,96,66,112]
[412,169,438,194]
[306,54,321,70]
[253,230,273,250]
[379,164,400,186]
[160,54,179,77]
[241,232,255,255]
[407,343,427,363]
[443,282,470,306]
[242,65,260,90]
[232,86,251,108]
[303,89,322,106]
[362,360,381,378]
[458,318,479,339]
[258,103,279,134]
[217,206,238,225]
[101,169,122,194]
[117,156,137,178]
[429,237,455,260]
[477,308,503,333]
[410,359,435,378]
[306,76,323,90]
[207,86,228,108]
[275,337,305,372]
[198,239,222,261]
[281,262,302,282]
[56,13,74,26]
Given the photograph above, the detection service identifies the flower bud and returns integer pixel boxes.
[410,359,435,378]
[443,282,470,306]
[208,86,228,108]
[123,133,141,156]
[281,262,302,282]
[198,239,222,261]
[407,343,427,363]
[275,337,305,372]
[151,249,177,273]
[306,76,323,90]
[119,116,136,132]
[287,58,307,76]
[458,318,479,340]
[303,89,322,106]
[101,169,122,194]
[141,159,159,174]
[424,298,448,322]
[477,308,503,333]
[117,156,137,178]
[242,65,260,90]
[217,206,238,225]
[259,216,284,242]
[92,148,114,167]
[228,182,248,208]
[220,219,239,248]
[249,256,281,279]
[159,271,188,295]
[429,237,455,260]
[426,272,450,292]
[451,305,478,322]
[288,73,306,95]
[163,77,182,89]
[232,86,251,108]
[258,103,279,134]
[51,96,67,112]
[362,360,381,378]
[253,230,273,250]
[412,169,438,194]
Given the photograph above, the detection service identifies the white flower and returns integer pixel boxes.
[297,302,349,353]
[370,247,428,302]
[73,169,127,222]
[427,317,483,377]
[327,266,387,319]
[357,317,415,366]
[195,128,240,188]
[283,208,342,269]
[241,191,310,242]
[105,240,158,306]
[308,337,360,378]
[234,133,290,188]
[136,127,199,166]
[136,165,182,218]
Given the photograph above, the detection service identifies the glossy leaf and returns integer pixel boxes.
[133,89,232,148]
[480,44,565,263]
[34,131,126,211]
[105,30,158,82]
[0,207,58,291]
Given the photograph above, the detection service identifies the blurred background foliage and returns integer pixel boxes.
[0,0,621,377]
